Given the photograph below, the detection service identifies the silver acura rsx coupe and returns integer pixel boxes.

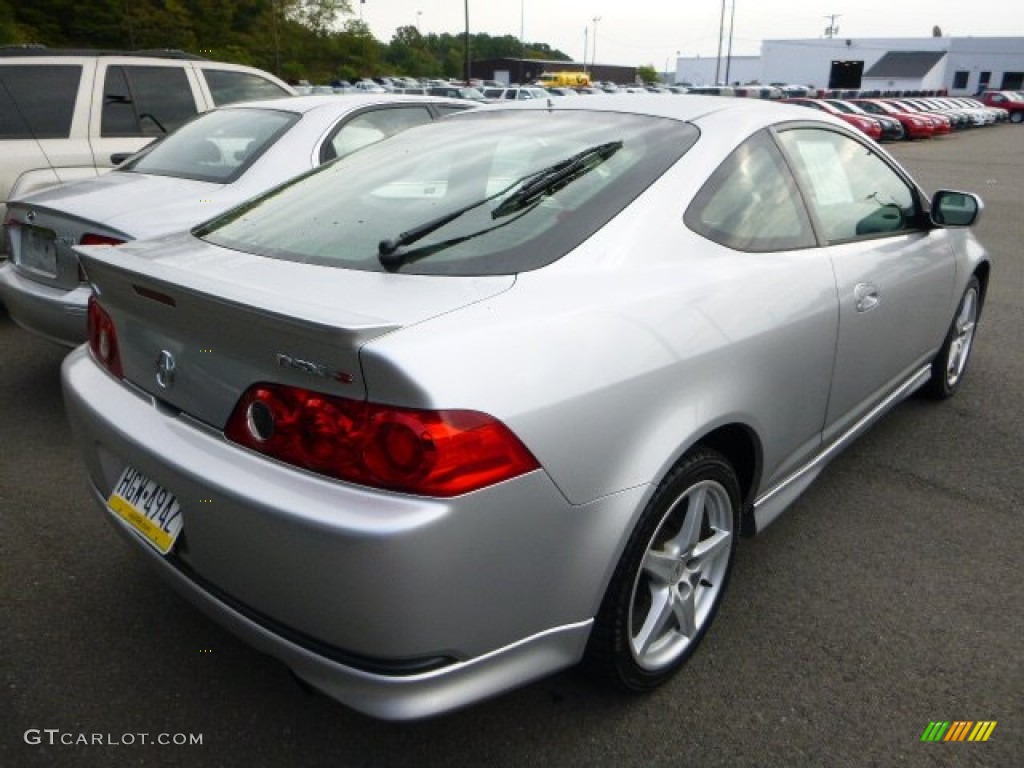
[62,95,989,720]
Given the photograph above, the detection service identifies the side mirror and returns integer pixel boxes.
[930,190,983,227]
[110,152,132,165]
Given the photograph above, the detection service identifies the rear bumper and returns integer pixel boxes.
[61,346,644,719]
[0,262,88,346]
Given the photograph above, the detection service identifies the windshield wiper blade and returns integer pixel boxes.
[379,203,541,272]
[489,140,622,218]
[378,140,624,271]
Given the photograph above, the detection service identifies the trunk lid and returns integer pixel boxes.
[78,232,514,428]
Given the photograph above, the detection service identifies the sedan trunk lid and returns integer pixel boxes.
[78,232,514,428]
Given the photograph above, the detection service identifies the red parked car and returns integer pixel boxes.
[977,90,1024,123]
[782,98,882,140]
[850,98,937,140]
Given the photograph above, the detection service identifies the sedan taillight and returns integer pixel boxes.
[78,234,126,282]
[80,233,127,247]
[225,384,540,497]
[87,296,123,378]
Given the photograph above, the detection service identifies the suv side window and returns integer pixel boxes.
[322,106,434,162]
[0,65,81,139]
[101,65,198,137]
[776,127,920,243]
[685,129,815,252]
[202,69,292,106]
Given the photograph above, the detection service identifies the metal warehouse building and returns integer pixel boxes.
[675,36,1024,94]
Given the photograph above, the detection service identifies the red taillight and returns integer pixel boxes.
[78,234,125,282]
[225,384,540,497]
[87,296,123,378]
[80,233,126,247]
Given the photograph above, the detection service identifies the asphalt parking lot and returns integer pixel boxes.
[2,124,1022,768]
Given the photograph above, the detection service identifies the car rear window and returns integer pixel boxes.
[0,65,81,139]
[119,107,298,184]
[203,69,292,106]
[196,110,698,276]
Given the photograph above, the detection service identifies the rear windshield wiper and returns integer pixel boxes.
[489,140,622,218]
[378,140,623,271]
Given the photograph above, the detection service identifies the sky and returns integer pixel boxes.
[351,1,1022,68]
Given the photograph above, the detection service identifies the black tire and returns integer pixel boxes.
[920,276,981,400]
[584,446,741,691]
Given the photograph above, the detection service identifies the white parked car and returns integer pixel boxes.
[0,94,474,345]
[0,47,294,251]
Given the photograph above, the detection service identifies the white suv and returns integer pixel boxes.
[0,47,294,253]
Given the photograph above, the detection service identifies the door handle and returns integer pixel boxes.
[854,282,880,313]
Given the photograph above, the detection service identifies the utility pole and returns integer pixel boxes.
[725,1,736,85]
[824,14,841,38]
[715,0,726,85]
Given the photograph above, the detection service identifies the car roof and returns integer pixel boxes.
[467,93,845,128]
[216,93,477,115]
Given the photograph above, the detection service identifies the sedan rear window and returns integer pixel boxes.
[119,107,298,184]
[197,110,697,275]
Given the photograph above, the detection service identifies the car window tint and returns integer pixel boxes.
[119,107,298,183]
[324,107,434,161]
[777,128,919,243]
[199,111,698,276]
[433,104,472,116]
[101,65,198,137]
[685,129,815,252]
[203,69,291,106]
[0,65,81,139]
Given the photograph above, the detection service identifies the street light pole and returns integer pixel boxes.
[591,16,601,72]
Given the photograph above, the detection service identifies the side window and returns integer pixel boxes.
[684,129,815,252]
[776,128,920,243]
[101,66,198,137]
[0,65,82,139]
[322,107,434,162]
[433,104,471,116]
[203,69,291,106]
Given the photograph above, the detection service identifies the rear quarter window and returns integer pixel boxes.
[0,65,82,139]
[203,69,291,106]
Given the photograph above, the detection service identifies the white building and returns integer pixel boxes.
[675,36,1024,94]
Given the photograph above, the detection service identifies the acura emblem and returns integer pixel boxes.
[155,350,176,389]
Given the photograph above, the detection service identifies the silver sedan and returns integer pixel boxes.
[62,95,989,720]
[0,94,473,346]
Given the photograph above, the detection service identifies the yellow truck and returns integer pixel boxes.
[537,71,591,88]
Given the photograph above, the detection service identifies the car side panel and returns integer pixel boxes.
[360,213,838,506]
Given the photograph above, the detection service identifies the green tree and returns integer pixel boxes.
[636,64,658,84]
[0,0,24,45]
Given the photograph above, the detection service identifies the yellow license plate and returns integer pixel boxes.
[107,466,183,555]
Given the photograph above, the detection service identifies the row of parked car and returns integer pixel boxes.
[783,94,1015,142]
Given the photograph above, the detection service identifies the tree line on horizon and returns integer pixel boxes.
[0,0,573,83]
